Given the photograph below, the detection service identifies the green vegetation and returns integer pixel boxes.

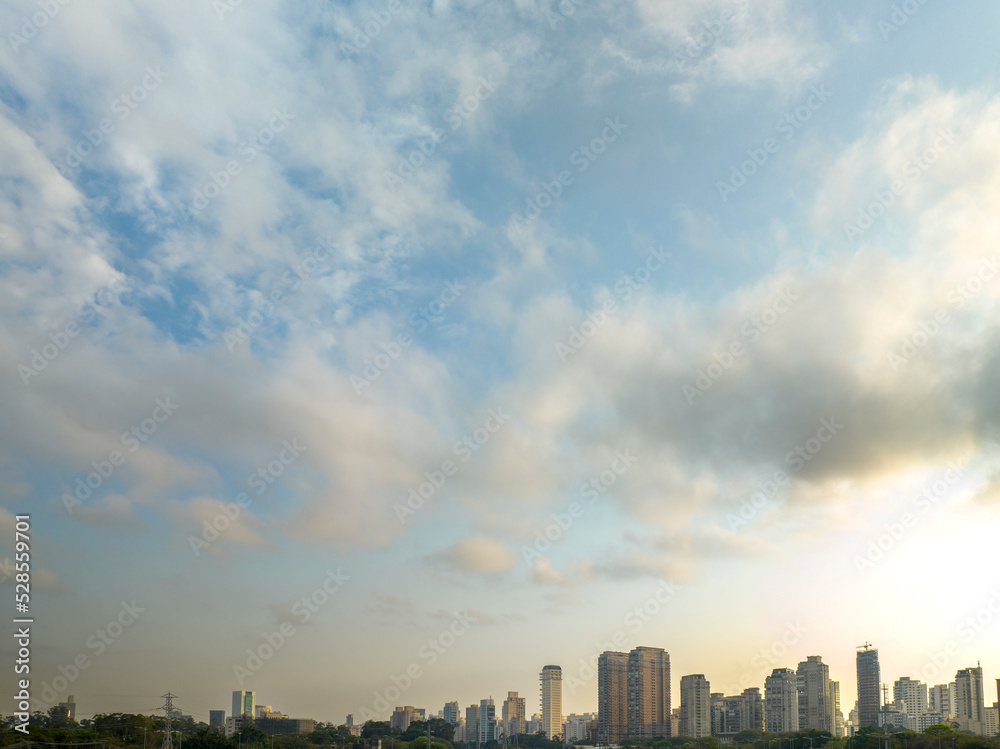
[4,719,995,749]
[607,728,999,749]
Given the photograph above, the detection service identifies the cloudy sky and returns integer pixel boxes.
[2,0,1000,729]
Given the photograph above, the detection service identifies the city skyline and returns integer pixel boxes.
[4,0,1000,734]
[36,648,1000,736]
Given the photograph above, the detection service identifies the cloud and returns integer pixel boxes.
[168,495,272,558]
[427,533,516,576]
[72,494,143,529]
[615,0,830,102]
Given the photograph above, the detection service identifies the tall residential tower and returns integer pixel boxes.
[856,646,881,729]
[765,668,799,733]
[598,651,629,746]
[627,646,671,739]
[541,665,563,740]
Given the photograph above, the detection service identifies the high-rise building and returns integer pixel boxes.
[878,703,909,731]
[712,689,764,736]
[564,713,598,742]
[467,705,480,743]
[232,691,255,718]
[541,665,563,740]
[894,678,928,724]
[58,695,77,721]
[992,681,1000,738]
[983,706,998,738]
[710,693,726,737]
[830,681,843,737]
[209,711,225,732]
[391,706,416,732]
[627,647,671,738]
[797,656,833,732]
[955,666,985,735]
[598,652,630,746]
[929,683,957,719]
[742,688,765,732]
[503,692,526,737]
[765,668,799,733]
[856,646,880,729]
[526,713,541,735]
[720,695,741,736]
[679,675,711,738]
[225,715,252,737]
[444,702,461,726]
[480,698,497,743]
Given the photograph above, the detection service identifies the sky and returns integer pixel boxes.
[2,0,1000,730]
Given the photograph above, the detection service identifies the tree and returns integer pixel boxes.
[924,726,955,737]
[410,738,450,749]
[48,705,74,728]
[182,728,232,749]
[362,722,393,739]
[236,724,270,749]
[402,720,455,743]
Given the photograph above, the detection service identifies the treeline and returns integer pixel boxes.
[0,713,355,749]
[5,717,995,749]
[610,726,1000,749]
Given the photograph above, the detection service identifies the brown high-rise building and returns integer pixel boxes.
[955,666,985,734]
[598,652,629,745]
[627,646,671,738]
[503,692,526,737]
